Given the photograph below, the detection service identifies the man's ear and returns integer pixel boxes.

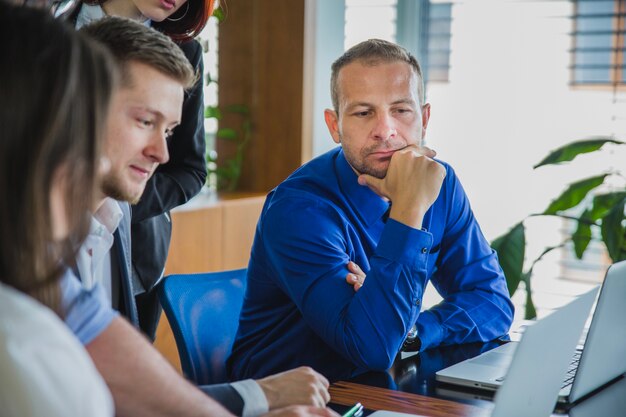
[324,109,341,144]
[421,103,431,140]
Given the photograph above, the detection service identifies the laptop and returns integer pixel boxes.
[366,289,597,417]
[436,260,626,404]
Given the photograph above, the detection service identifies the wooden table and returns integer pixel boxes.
[327,341,626,417]
[330,381,489,417]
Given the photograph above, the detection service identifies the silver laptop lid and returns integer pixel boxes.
[569,260,626,402]
[491,288,598,417]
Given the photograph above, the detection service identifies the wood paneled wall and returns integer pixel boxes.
[217,0,306,192]
[153,193,266,371]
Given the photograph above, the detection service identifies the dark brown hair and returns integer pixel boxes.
[330,38,425,114]
[81,16,196,90]
[0,3,117,313]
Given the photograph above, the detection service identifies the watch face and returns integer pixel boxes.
[402,325,421,352]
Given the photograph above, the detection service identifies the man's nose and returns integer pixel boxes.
[146,131,170,164]
[372,113,396,141]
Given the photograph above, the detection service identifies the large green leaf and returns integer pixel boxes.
[572,211,592,259]
[543,174,608,214]
[491,222,526,296]
[601,201,625,262]
[590,192,626,220]
[534,138,624,169]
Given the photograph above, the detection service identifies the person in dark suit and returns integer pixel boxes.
[76,17,334,417]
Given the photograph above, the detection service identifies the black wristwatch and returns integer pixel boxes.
[401,324,422,352]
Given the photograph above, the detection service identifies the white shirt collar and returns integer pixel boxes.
[94,198,124,235]
[75,198,124,300]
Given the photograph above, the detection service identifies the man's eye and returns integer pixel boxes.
[138,119,154,127]
[353,111,370,117]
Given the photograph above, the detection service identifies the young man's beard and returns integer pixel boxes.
[101,174,142,205]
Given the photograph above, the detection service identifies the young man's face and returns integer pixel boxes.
[324,60,430,179]
[101,60,183,204]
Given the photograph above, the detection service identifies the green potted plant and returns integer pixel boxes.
[491,137,625,319]
[201,5,253,192]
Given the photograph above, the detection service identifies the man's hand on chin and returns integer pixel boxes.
[358,144,445,230]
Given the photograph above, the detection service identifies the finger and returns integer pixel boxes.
[323,408,341,417]
[316,393,327,408]
[316,372,330,388]
[419,145,437,159]
[357,174,385,197]
[348,261,364,276]
[346,273,357,284]
[319,385,331,404]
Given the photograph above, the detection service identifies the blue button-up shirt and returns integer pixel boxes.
[228,148,513,380]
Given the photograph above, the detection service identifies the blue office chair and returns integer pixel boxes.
[157,268,247,385]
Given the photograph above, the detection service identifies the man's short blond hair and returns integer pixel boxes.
[81,17,196,90]
[330,39,425,114]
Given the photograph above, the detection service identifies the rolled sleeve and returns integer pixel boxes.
[60,269,118,345]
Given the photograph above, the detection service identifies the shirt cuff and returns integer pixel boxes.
[230,379,269,417]
[415,309,445,350]
[376,218,433,269]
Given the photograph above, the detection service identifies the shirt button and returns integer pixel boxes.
[415,299,421,306]
[421,247,428,254]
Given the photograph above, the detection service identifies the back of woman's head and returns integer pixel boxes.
[0,3,117,312]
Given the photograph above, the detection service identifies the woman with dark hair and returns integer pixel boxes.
[55,0,216,338]
[0,3,118,415]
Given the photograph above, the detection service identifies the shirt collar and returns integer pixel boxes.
[334,148,389,226]
[76,3,151,29]
[93,198,124,235]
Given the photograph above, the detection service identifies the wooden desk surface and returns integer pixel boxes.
[327,342,626,417]
[330,381,489,417]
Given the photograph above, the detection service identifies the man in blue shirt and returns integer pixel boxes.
[228,39,514,381]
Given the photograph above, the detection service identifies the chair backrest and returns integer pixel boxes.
[157,269,247,385]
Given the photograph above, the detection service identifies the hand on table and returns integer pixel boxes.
[261,405,339,417]
[257,366,330,409]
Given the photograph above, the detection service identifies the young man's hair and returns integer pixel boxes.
[0,2,117,313]
[81,17,196,90]
[330,38,425,114]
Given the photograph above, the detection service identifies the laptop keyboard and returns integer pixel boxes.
[561,349,583,389]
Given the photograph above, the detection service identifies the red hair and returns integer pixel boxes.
[153,0,216,43]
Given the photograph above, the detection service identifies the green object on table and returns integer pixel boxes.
[342,402,363,417]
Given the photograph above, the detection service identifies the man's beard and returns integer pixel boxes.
[342,140,403,179]
[101,174,142,205]
[345,153,388,179]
